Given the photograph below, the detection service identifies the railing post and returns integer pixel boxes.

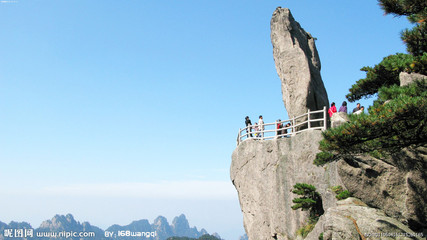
[261,124,263,140]
[292,116,295,136]
[275,120,277,139]
[307,109,311,129]
[323,106,327,130]
[258,121,265,140]
[238,128,241,145]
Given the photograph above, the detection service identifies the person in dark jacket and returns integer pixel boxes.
[276,119,283,138]
[245,116,253,138]
[339,101,347,113]
[284,123,291,137]
[352,103,361,113]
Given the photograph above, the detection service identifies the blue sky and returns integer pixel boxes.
[0,1,411,239]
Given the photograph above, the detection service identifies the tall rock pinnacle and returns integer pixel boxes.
[271,7,329,118]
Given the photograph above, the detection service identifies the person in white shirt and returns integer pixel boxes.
[354,106,365,115]
[258,115,264,138]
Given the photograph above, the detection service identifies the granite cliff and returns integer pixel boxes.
[231,133,426,240]
[231,131,342,239]
[231,7,426,240]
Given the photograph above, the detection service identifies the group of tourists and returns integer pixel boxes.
[245,115,264,138]
[241,101,365,142]
[276,120,291,138]
[244,115,291,139]
[328,101,364,117]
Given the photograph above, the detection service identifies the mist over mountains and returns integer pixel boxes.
[0,214,222,240]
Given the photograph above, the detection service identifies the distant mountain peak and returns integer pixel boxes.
[153,216,169,225]
[172,214,190,230]
[65,214,75,222]
[40,214,78,230]
[1,214,218,240]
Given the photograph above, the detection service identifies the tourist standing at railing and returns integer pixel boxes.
[254,123,260,137]
[276,119,283,138]
[339,101,347,113]
[245,116,253,137]
[258,115,264,138]
[285,123,291,137]
[328,102,337,117]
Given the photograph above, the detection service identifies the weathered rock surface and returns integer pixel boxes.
[330,112,350,128]
[306,198,424,240]
[399,72,427,86]
[231,131,343,240]
[271,7,329,119]
[231,130,427,239]
[337,147,427,232]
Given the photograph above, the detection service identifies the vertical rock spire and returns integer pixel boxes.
[271,7,329,118]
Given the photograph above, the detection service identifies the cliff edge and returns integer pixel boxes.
[231,132,342,240]
[231,133,426,240]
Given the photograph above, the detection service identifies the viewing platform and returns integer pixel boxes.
[237,107,327,145]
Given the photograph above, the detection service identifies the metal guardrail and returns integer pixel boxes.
[237,106,327,145]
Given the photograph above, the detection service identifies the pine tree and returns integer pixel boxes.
[315,1,427,165]
[346,53,426,102]
[346,0,426,102]
[291,183,324,219]
[379,0,426,56]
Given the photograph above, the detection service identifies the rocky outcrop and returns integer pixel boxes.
[306,198,424,240]
[399,72,427,86]
[271,7,329,119]
[231,132,427,239]
[330,112,349,128]
[337,147,427,231]
[231,131,343,240]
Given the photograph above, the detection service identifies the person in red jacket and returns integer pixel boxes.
[328,102,337,117]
